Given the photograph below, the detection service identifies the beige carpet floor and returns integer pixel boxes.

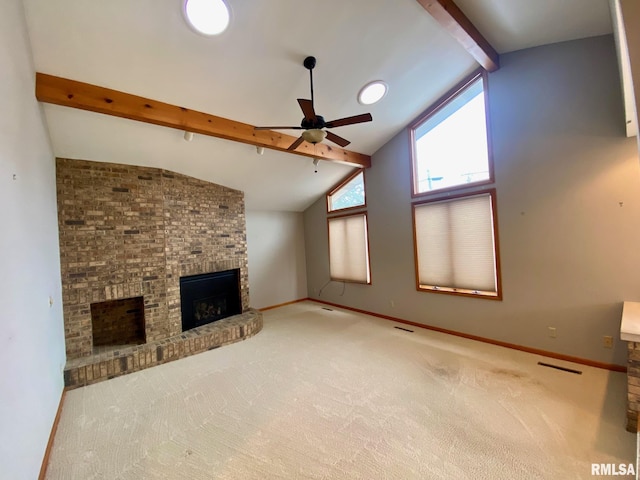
[46,301,635,479]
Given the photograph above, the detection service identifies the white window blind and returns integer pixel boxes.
[328,214,370,283]
[414,192,497,295]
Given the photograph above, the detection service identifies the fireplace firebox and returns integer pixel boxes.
[90,296,146,349]
[180,269,241,332]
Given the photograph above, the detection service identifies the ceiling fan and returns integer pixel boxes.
[254,56,373,151]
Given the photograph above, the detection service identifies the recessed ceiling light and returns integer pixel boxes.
[183,0,230,36]
[358,81,388,105]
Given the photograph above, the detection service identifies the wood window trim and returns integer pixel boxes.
[411,188,502,300]
[327,211,372,285]
[409,68,495,199]
[326,169,367,214]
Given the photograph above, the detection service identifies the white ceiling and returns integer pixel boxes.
[22,0,613,211]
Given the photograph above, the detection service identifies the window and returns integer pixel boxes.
[410,70,492,196]
[328,212,371,284]
[412,190,501,299]
[327,170,365,213]
[409,70,501,300]
[326,170,371,285]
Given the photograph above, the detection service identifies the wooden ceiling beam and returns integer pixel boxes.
[416,0,500,72]
[35,73,371,168]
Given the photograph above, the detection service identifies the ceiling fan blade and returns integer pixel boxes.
[287,136,305,151]
[254,126,304,130]
[325,113,373,128]
[325,131,350,148]
[297,98,317,121]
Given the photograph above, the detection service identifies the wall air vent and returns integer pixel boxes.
[537,362,582,375]
[394,326,414,333]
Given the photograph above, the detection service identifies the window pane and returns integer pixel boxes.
[328,214,370,283]
[413,76,490,194]
[328,171,365,212]
[449,195,496,292]
[415,201,453,287]
[414,192,498,296]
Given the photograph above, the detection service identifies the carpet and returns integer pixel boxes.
[45,301,635,479]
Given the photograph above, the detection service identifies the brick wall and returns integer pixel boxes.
[627,342,640,432]
[56,158,249,359]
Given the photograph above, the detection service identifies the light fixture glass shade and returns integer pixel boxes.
[302,129,327,144]
[358,81,388,105]
[184,0,230,36]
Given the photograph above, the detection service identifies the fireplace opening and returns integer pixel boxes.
[90,296,146,351]
[180,269,241,332]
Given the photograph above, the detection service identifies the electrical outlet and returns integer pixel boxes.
[389,299,395,308]
[603,336,613,348]
[548,327,557,338]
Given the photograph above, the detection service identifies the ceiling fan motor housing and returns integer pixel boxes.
[301,115,325,129]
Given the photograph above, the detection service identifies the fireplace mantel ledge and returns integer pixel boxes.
[621,301,640,343]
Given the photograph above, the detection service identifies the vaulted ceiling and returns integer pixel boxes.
[22,0,613,211]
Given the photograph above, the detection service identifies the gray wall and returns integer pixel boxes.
[247,211,308,309]
[304,35,640,366]
[0,0,66,477]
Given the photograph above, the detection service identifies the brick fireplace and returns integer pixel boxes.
[56,159,261,386]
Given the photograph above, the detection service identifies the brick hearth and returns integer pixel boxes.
[64,309,262,388]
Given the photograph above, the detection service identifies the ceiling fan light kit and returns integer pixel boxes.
[302,129,327,144]
[254,56,373,151]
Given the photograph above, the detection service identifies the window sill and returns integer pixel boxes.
[411,177,495,201]
[416,284,501,301]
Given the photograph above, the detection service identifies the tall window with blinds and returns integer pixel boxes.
[328,212,371,284]
[412,190,501,299]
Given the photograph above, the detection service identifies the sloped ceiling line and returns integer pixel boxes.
[35,73,372,169]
